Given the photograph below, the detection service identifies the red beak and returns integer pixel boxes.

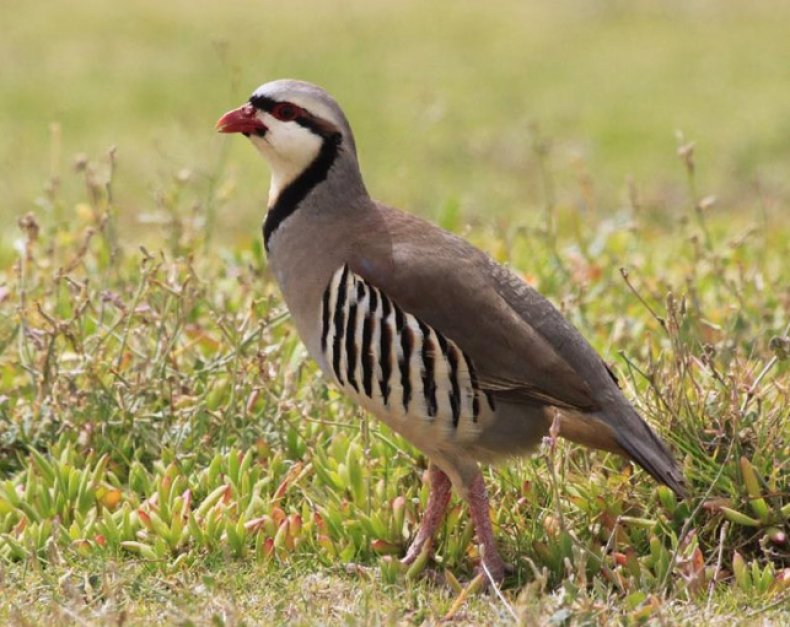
[215,104,267,135]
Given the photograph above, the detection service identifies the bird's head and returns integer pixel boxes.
[216,79,358,202]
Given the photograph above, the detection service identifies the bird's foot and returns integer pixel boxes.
[400,538,432,566]
[473,556,513,586]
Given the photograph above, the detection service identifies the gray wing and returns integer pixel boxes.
[350,204,617,413]
[348,203,686,496]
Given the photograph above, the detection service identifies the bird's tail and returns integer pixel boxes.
[606,406,687,498]
[555,403,687,497]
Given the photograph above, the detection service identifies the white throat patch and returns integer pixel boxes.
[249,112,323,205]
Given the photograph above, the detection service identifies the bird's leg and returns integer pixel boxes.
[466,471,507,583]
[401,463,453,565]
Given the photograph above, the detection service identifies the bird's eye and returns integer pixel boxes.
[271,103,301,122]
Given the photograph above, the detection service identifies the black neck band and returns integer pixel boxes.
[262,132,342,251]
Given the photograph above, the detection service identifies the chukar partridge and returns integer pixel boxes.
[217,79,686,582]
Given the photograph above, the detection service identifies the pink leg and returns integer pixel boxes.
[401,464,453,565]
[467,472,507,583]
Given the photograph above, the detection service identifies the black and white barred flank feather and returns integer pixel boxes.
[320,265,492,428]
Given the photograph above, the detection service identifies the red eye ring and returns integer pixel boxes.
[271,102,302,122]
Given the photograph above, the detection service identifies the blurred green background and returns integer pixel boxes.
[2,0,789,248]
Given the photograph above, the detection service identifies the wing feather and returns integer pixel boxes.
[350,204,617,413]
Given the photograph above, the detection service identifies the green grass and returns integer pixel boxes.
[1,0,789,623]
[1,141,788,624]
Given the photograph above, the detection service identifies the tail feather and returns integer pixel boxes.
[555,405,687,497]
[607,407,687,498]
